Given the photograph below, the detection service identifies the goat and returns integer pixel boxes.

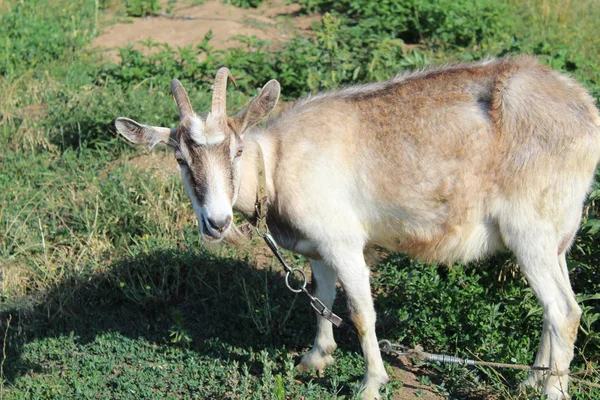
[115,55,600,399]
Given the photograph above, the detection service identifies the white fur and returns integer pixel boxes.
[190,115,225,146]
[203,113,226,145]
[203,152,234,228]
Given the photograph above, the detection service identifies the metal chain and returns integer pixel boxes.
[249,141,343,327]
[379,340,600,390]
[258,229,343,327]
[379,339,550,371]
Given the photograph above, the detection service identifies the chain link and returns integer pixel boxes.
[378,339,410,356]
[285,268,307,293]
[259,232,343,327]
[254,201,269,238]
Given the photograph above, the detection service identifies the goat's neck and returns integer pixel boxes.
[234,136,274,217]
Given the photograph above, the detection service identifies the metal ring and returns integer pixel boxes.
[254,224,269,238]
[285,268,307,293]
[378,339,392,353]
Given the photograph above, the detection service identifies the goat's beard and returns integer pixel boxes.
[220,220,248,247]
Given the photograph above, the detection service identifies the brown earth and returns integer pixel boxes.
[93,0,317,62]
[96,2,445,399]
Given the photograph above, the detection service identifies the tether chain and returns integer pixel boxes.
[379,340,600,390]
[248,141,343,327]
[378,339,550,371]
[258,229,343,327]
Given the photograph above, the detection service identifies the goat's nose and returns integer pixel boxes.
[207,215,232,233]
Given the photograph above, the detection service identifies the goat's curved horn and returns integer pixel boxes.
[171,79,194,120]
[211,67,236,119]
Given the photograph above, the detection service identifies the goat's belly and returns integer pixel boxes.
[374,218,507,264]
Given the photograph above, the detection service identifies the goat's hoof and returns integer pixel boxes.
[360,390,381,400]
[358,384,382,400]
[543,390,570,400]
[358,372,389,400]
[518,373,544,392]
[543,376,570,400]
[297,350,335,376]
[518,373,570,400]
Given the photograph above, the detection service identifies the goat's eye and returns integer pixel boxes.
[235,148,243,157]
[174,150,186,166]
[175,154,186,166]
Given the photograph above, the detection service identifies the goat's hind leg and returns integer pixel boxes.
[519,251,574,393]
[502,222,581,400]
[298,258,338,376]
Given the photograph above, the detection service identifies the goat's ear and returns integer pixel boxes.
[229,80,280,135]
[115,117,175,151]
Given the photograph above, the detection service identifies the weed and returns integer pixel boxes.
[125,0,161,17]
[0,314,11,397]
[294,0,513,49]
[169,309,192,346]
[224,0,266,8]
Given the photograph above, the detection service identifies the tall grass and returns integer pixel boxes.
[506,0,600,87]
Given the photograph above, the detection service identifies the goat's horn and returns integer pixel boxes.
[211,67,236,118]
[171,79,194,120]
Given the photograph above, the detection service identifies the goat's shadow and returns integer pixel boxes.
[0,245,454,398]
[0,245,370,395]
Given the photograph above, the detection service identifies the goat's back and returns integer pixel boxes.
[264,56,600,262]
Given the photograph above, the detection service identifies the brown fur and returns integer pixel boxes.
[256,56,600,265]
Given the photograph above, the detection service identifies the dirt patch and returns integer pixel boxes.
[93,0,318,62]
[387,357,447,400]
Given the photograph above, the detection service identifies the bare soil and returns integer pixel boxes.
[96,2,444,398]
[93,0,317,62]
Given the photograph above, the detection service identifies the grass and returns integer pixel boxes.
[0,0,599,398]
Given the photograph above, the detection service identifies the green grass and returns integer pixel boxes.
[1,0,599,398]
[1,246,369,399]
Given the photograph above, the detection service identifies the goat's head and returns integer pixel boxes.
[115,68,280,242]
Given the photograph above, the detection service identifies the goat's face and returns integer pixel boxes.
[115,68,280,242]
[173,114,242,242]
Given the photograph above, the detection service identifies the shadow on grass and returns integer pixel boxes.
[3,247,545,398]
[0,245,371,396]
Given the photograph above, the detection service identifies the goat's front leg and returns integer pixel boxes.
[322,245,389,399]
[298,258,338,375]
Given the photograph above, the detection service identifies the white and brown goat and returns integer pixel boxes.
[115,56,600,399]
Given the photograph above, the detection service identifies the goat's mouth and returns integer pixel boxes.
[199,215,229,243]
[201,229,223,243]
